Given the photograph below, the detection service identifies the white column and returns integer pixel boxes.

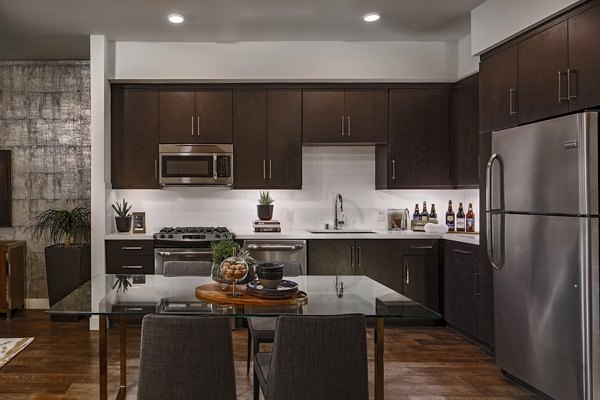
[89,35,112,330]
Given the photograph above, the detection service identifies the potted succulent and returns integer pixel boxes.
[112,199,132,233]
[257,190,274,221]
[28,206,91,322]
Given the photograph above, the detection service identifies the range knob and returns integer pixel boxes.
[168,234,174,238]
[160,234,165,238]
[215,234,221,238]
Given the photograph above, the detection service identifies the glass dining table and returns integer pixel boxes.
[48,273,441,400]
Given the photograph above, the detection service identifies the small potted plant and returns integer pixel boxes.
[210,239,257,285]
[112,199,132,233]
[257,191,274,221]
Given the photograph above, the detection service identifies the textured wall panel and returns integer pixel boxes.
[0,60,91,300]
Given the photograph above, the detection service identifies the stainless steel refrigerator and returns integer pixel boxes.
[486,111,599,400]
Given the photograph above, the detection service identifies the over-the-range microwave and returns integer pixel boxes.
[158,144,233,186]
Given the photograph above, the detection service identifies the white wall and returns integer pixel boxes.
[108,147,480,235]
[458,34,479,79]
[113,41,458,82]
[471,0,581,55]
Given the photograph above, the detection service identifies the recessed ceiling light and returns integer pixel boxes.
[168,13,184,24]
[363,12,381,22]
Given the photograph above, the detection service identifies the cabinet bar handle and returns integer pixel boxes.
[453,249,471,255]
[269,160,272,180]
[509,88,517,116]
[121,265,143,269]
[350,246,355,269]
[124,307,143,311]
[191,116,194,136]
[263,160,266,180]
[558,71,568,102]
[392,160,396,180]
[475,273,480,297]
[347,116,351,136]
[121,247,143,250]
[197,116,200,137]
[154,159,158,180]
[341,116,345,136]
[410,245,433,250]
[405,263,410,285]
[567,69,578,100]
[357,246,361,269]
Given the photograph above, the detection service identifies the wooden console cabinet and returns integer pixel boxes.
[0,241,26,319]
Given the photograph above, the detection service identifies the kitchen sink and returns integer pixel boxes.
[309,230,378,234]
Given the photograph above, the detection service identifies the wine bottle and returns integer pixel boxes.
[456,202,466,232]
[413,204,420,221]
[430,204,437,221]
[445,200,455,231]
[466,203,475,232]
[420,201,429,221]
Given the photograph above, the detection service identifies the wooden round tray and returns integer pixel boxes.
[195,283,307,306]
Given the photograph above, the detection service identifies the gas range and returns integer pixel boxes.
[153,226,233,247]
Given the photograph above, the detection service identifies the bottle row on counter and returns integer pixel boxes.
[413,200,475,233]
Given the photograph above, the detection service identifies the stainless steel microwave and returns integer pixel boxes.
[158,144,233,186]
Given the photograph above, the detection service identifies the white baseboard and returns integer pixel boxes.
[25,298,49,309]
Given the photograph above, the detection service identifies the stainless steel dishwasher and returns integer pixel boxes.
[243,240,307,275]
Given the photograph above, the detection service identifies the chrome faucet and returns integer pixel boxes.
[334,193,344,230]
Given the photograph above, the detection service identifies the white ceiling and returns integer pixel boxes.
[0,0,485,60]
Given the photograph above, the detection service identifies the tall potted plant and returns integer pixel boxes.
[28,206,91,322]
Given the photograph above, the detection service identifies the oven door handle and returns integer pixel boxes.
[245,244,303,251]
[156,251,212,256]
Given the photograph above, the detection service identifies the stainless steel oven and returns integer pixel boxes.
[154,247,213,275]
[159,144,233,186]
[153,226,233,274]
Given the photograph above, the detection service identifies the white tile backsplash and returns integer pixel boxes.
[106,146,480,234]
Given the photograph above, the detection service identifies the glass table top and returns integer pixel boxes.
[48,274,441,320]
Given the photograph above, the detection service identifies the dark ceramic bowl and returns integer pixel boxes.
[256,263,284,288]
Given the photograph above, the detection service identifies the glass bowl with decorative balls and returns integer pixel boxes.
[217,248,249,297]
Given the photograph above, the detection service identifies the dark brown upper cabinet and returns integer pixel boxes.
[233,89,302,189]
[0,150,10,227]
[517,22,569,125]
[480,2,600,131]
[376,88,450,189]
[111,88,160,189]
[568,4,600,112]
[159,89,232,144]
[479,46,518,132]
[451,74,480,188]
[302,89,387,144]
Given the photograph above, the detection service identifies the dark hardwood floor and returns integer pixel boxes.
[0,310,540,399]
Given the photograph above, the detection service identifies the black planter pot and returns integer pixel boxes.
[45,244,91,322]
[115,216,132,232]
[257,205,274,221]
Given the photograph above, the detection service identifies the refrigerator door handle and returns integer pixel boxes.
[486,153,505,270]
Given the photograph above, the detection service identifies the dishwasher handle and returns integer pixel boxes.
[156,251,212,256]
[245,244,304,251]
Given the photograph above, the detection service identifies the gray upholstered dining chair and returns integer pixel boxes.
[246,261,303,372]
[162,260,212,276]
[253,314,368,400]
[137,315,237,400]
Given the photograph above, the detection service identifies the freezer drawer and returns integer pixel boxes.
[493,213,587,400]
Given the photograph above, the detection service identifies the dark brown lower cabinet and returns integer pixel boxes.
[105,240,155,275]
[402,240,441,313]
[355,240,403,293]
[444,241,493,348]
[307,239,403,293]
[307,240,355,275]
[0,241,25,319]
